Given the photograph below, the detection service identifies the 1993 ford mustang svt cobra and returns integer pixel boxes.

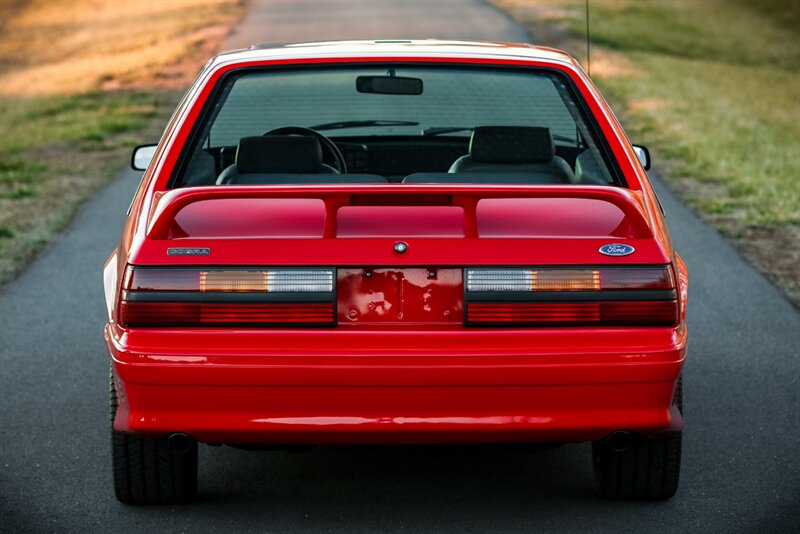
[104,40,688,504]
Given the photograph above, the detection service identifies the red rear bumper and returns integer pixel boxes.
[107,324,686,444]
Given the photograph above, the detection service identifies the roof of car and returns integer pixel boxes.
[211,39,578,68]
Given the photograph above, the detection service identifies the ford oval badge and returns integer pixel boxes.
[599,243,635,256]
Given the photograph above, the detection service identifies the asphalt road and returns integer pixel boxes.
[1,1,798,532]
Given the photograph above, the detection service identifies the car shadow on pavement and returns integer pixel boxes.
[161,443,655,531]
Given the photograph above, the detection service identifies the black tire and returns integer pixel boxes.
[673,374,683,415]
[110,367,198,504]
[592,377,683,500]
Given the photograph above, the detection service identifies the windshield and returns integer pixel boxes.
[176,65,617,187]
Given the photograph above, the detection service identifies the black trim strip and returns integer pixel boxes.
[130,265,337,271]
[466,289,676,302]
[123,290,334,303]
[124,321,337,329]
[465,320,677,328]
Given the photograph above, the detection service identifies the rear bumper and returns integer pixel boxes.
[107,324,686,444]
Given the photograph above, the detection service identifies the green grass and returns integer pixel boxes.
[0,90,177,282]
[0,159,47,186]
[579,1,799,69]
[0,91,167,199]
[557,0,800,225]
[0,0,245,286]
[598,53,799,224]
[1,91,161,154]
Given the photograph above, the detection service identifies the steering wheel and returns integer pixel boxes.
[263,126,347,173]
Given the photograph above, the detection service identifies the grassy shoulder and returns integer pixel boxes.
[0,0,245,285]
[495,0,800,303]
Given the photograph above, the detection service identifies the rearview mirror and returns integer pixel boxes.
[632,144,651,170]
[356,76,423,95]
[131,144,157,171]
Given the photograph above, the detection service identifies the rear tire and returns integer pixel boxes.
[110,367,198,504]
[592,376,683,500]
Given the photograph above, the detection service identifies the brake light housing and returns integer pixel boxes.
[465,266,678,326]
[118,266,335,327]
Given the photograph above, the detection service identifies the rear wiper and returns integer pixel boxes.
[424,126,581,145]
[309,120,419,131]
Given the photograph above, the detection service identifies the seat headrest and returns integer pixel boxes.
[236,136,323,174]
[469,126,554,163]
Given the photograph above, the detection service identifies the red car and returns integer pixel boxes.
[105,40,688,504]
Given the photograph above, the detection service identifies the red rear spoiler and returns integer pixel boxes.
[146,184,653,240]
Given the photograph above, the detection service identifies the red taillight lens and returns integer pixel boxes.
[119,266,335,327]
[467,301,678,326]
[119,302,334,326]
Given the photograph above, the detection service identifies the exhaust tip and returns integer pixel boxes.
[606,430,634,452]
[166,432,194,454]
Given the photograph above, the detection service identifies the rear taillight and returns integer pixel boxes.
[118,267,335,327]
[465,266,678,326]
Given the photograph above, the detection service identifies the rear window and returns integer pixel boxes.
[176,65,617,187]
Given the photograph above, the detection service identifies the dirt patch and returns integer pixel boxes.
[1,0,246,96]
[719,222,800,301]
[0,0,247,286]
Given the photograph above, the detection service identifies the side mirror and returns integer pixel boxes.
[131,144,158,171]
[632,144,651,171]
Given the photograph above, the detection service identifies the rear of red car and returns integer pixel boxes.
[105,42,687,504]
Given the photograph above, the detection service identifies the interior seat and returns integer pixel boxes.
[402,172,567,184]
[448,126,575,183]
[217,136,373,185]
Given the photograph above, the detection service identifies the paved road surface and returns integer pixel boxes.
[1,1,798,532]
[222,0,530,47]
